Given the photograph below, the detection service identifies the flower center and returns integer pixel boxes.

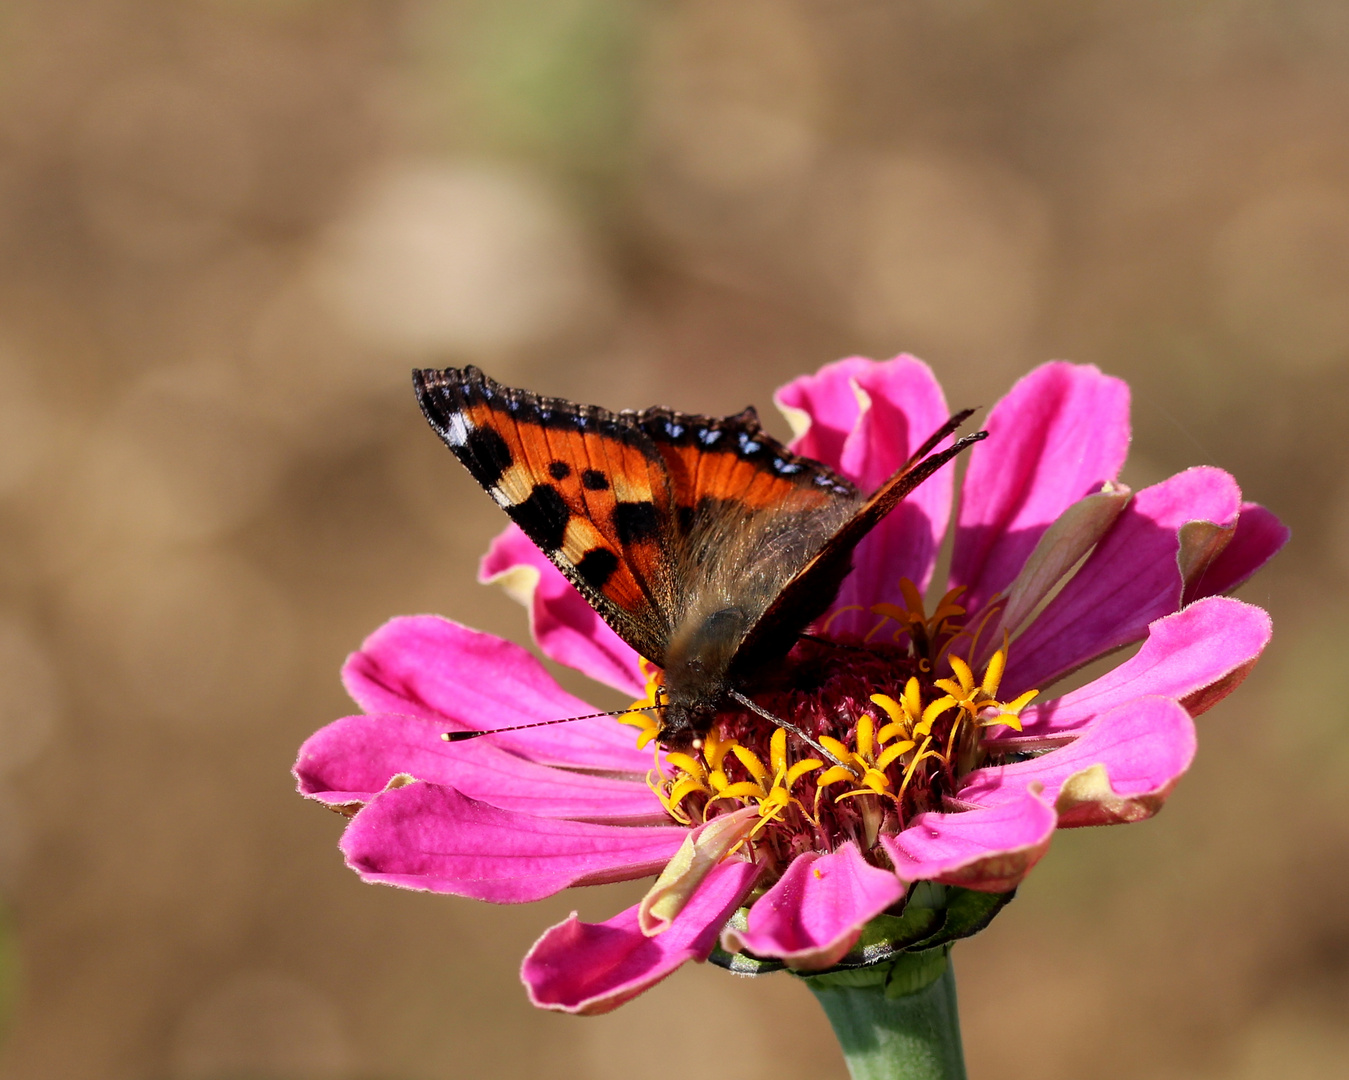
[618,579,1038,873]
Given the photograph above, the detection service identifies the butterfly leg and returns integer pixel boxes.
[728,690,859,775]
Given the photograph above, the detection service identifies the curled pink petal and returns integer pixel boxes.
[881,789,1058,892]
[951,362,1131,615]
[1185,502,1289,603]
[960,697,1196,827]
[1006,467,1243,695]
[828,358,954,632]
[295,714,666,824]
[340,782,687,902]
[1000,597,1272,741]
[773,355,878,468]
[522,858,761,1015]
[480,526,647,696]
[341,616,648,773]
[639,808,759,935]
[723,842,906,971]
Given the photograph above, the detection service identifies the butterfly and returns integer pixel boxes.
[414,365,985,752]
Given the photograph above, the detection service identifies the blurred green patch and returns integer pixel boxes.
[409,0,642,191]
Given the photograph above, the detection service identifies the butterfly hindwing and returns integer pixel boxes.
[631,404,869,683]
[634,404,864,630]
[731,425,988,678]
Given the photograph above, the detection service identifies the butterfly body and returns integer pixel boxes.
[415,366,983,750]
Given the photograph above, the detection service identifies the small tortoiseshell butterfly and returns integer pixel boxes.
[414,366,985,751]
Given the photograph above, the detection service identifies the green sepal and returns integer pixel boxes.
[903,886,1016,952]
[706,906,785,974]
[710,886,1015,980]
[884,947,949,998]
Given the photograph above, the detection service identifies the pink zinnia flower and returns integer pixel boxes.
[295,358,1286,1015]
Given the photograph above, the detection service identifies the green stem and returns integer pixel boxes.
[807,953,968,1080]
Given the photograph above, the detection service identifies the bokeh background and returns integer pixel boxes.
[0,1,1346,1077]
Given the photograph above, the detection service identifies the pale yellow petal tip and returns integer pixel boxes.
[638,809,758,936]
[481,563,540,609]
[775,396,814,440]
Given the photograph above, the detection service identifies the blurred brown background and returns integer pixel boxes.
[0,1,1346,1077]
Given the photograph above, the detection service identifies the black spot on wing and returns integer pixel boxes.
[510,483,571,552]
[464,426,513,487]
[613,501,660,545]
[575,547,619,590]
[582,468,609,491]
[548,460,572,480]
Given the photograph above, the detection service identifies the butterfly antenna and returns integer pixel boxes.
[903,408,979,470]
[441,704,664,743]
[728,690,860,776]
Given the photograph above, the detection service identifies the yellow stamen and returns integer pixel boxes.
[769,728,788,779]
[729,745,769,786]
[946,654,976,694]
[785,759,824,786]
[876,741,915,770]
[899,577,926,620]
[715,781,765,801]
[819,735,851,762]
[856,714,875,760]
[664,752,705,781]
[982,646,1006,697]
[817,764,859,788]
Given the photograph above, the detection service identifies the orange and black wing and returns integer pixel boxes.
[633,404,858,522]
[414,366,679,665]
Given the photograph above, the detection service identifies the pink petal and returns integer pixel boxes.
[522,858,761,1015]
[774,356,879,468]
[295,714,667,824]
[880,789,1057,892]
[341,616,649,773]
[1184,503,1289,604]
[340,782,687,902]
[480,526,647,697]
[951,363,1131,616]
[960,697,1196,828]
[1005,467,1243,696]
[722,842,906,971]
[997,597,1272,742]
[829,358,954,633]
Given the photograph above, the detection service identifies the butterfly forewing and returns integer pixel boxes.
[414,367,679,665]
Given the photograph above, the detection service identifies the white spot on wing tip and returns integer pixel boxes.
[489,488,512,508]
[446,414,471,447]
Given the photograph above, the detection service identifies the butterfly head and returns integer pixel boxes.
[656,605,752,749]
